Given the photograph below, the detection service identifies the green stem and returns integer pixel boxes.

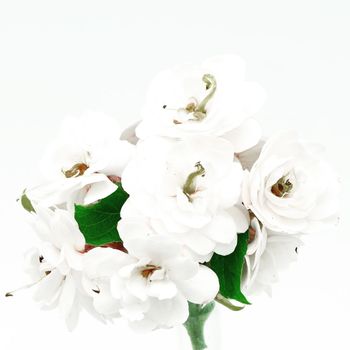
[184,302,215,350]
[215,293,244,312]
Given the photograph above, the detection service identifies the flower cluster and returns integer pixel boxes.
[9,55,339,335]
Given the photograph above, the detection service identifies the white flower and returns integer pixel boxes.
[24,206,87,330]
[119,135,249,261]
[242,131,340,234]
[82,237,219,331]
[27,112,134,209]
[242,219,303,296]
[136,55,266,152]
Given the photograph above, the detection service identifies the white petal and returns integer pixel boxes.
[93,289,121,316]
[53,209,85,250]
[24,248,43,281]
[120,120,140,145]
[147,280,177,300]
[62,246,83,271]
[177,265,219,304]
[145,294,189,328]
[181,233,216,256]
[110,274,126,299]
[120,197,145,219]
[236,141,264,170]
[127,273,148,301]
[90,140,134,176]
[58,273,76,318]
[83,247,132,279]
[118,217,155,242]
[33,269,64,304]
[215,162,243,208]
[164,257,199,281]
[40,243,62,269]
[223,118,262,153]
[147,279,178,300]
[124,236,180,264]
[83,177,117,204]
[228,205,250,233]
[214,239,237,256]
[65,302,81,331]
[120,294,150,321]
[203,211,237,244]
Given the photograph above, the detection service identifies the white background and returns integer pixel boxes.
[0,1,349,349]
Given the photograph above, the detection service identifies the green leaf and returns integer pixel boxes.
[19,190,35,213]
[209,231,250,305]
[74,184,129,246]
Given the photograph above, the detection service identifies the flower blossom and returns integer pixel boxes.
[136,55,266,152]
[242,217,303,296]
[26,112,134,210]
[82,236,219,330]
[119,135,249,261]
[242,131,340,234]
[23,206,88,330]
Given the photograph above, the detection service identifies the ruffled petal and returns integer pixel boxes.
[177,265,219,304]
[58,273,76,319]
[83,176,117,204]
[223,118,262,153]
[147,279,178,300]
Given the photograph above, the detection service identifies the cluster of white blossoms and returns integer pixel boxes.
[9,55,339,333]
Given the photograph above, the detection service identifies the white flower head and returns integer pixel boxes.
[22,206,87,330]
[119,135,249,261]
[27,112,135,209]
[242,219,303,296]
[243,131,340,234]
[82,237,219,331]
[136,55,266,152]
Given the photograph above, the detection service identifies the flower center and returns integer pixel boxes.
[164,74,217,125]
[183,161,206,201]
[63,163,89,178]
[271,176,293,198]
[141,265,161,279]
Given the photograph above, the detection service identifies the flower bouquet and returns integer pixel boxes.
[7,55,339,350]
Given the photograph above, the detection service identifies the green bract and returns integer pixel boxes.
[19,191,35,213]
